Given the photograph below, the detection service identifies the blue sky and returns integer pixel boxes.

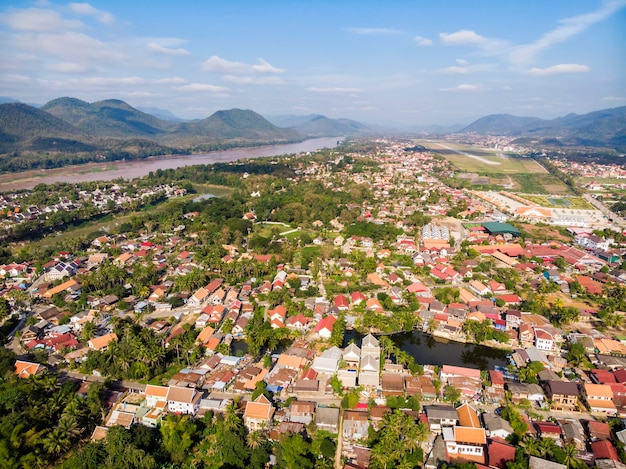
[1,0,624,127]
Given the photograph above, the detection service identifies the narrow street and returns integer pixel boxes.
[335,407,344,469]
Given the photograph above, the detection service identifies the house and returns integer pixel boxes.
[534,328,555,352]
[440,365,481,398]
[14,360,45,378]
[342,343,361,370]
[534,422,562,440]
[488,438,516,469]
[47,261,79,280]
[544,381,579,411]
[484,370,505,404]
[167,386,201,415]
[288,400,315,425]
[483,413,514,439]
[244,394,275,431]
[232,317,248,335]
[144,384,169,408]
[529,456,566,469]
[334,294,350,311]
[286,314,309,331]
[343,410,369,441]
[469,280,490,296]
[586,420,612,441]
[443,425,486,465]
[506,382,529,404]
[188,287,209,307]
[559,420,586,450]
[359,334,380,388]
[88,333,118,351]
[43,279,81,299]
[584,383,617,416]
[592,440,620,462]
[424,405,459,433]
[316,406,340,433]
[315,316,336,340]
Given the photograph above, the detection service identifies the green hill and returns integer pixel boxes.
[42,97,174,138]
[0,102,83,139]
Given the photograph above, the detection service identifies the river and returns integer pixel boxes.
[0,136,341,192]
[345,329,509,370]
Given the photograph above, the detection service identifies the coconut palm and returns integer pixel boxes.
[520,436,541,457]
[246,430,263,450]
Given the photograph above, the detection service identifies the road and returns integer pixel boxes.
[583,193,625,230]
[335,408,344,469]
[60,369,147,392]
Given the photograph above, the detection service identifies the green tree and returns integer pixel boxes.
[443,385,462,405]
[159,414,197,464]
[277,433,315,469]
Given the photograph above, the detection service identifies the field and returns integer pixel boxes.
[513,222,572,243]
[520,194,594,209]
[419,139,571,194]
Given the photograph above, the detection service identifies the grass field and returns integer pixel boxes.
[418,139,571,194]
[254,221,294,238]
[521,194,594,209]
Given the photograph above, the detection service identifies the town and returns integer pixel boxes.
[1,137,626,469]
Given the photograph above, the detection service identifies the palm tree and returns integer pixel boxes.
[561,443,581,469]
[538,436,557,458]
[246,430,263,450]
[520,436,541,457]
[81,321,98,341]
[223,398,242,432]
[41,427,71,457]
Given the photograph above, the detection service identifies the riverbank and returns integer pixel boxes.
[0,136,340,191]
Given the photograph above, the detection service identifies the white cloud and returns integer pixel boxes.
[602,96,626,101]
[47,61,90,73]
[0,7,83,31]
[68,3,115,25]
[80,76,145,86]
[12,31,125,62]
[202,56,284,74]
[346,27,401,35]
[414,36,433,46]
[152,77,187,84]
[437,63,495,74]
[456,59,468,65]
[510,0,626,65]
[440,84,481,92]
[176,83,228,92]
[439,29,508,55]
[222,75,285,85]
[305,87,362,93]
[442,66,469,74]
[527,63,590,76]
[440,30,487,46]
[147,43,190,56]
[250,58,284,74]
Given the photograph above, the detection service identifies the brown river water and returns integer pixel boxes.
[0,137,341,192]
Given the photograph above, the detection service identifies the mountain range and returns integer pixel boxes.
[0,97,624,172]
[458,106,626,151]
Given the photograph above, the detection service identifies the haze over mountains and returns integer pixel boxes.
[0,97,624,173]
[459,106,626,151]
